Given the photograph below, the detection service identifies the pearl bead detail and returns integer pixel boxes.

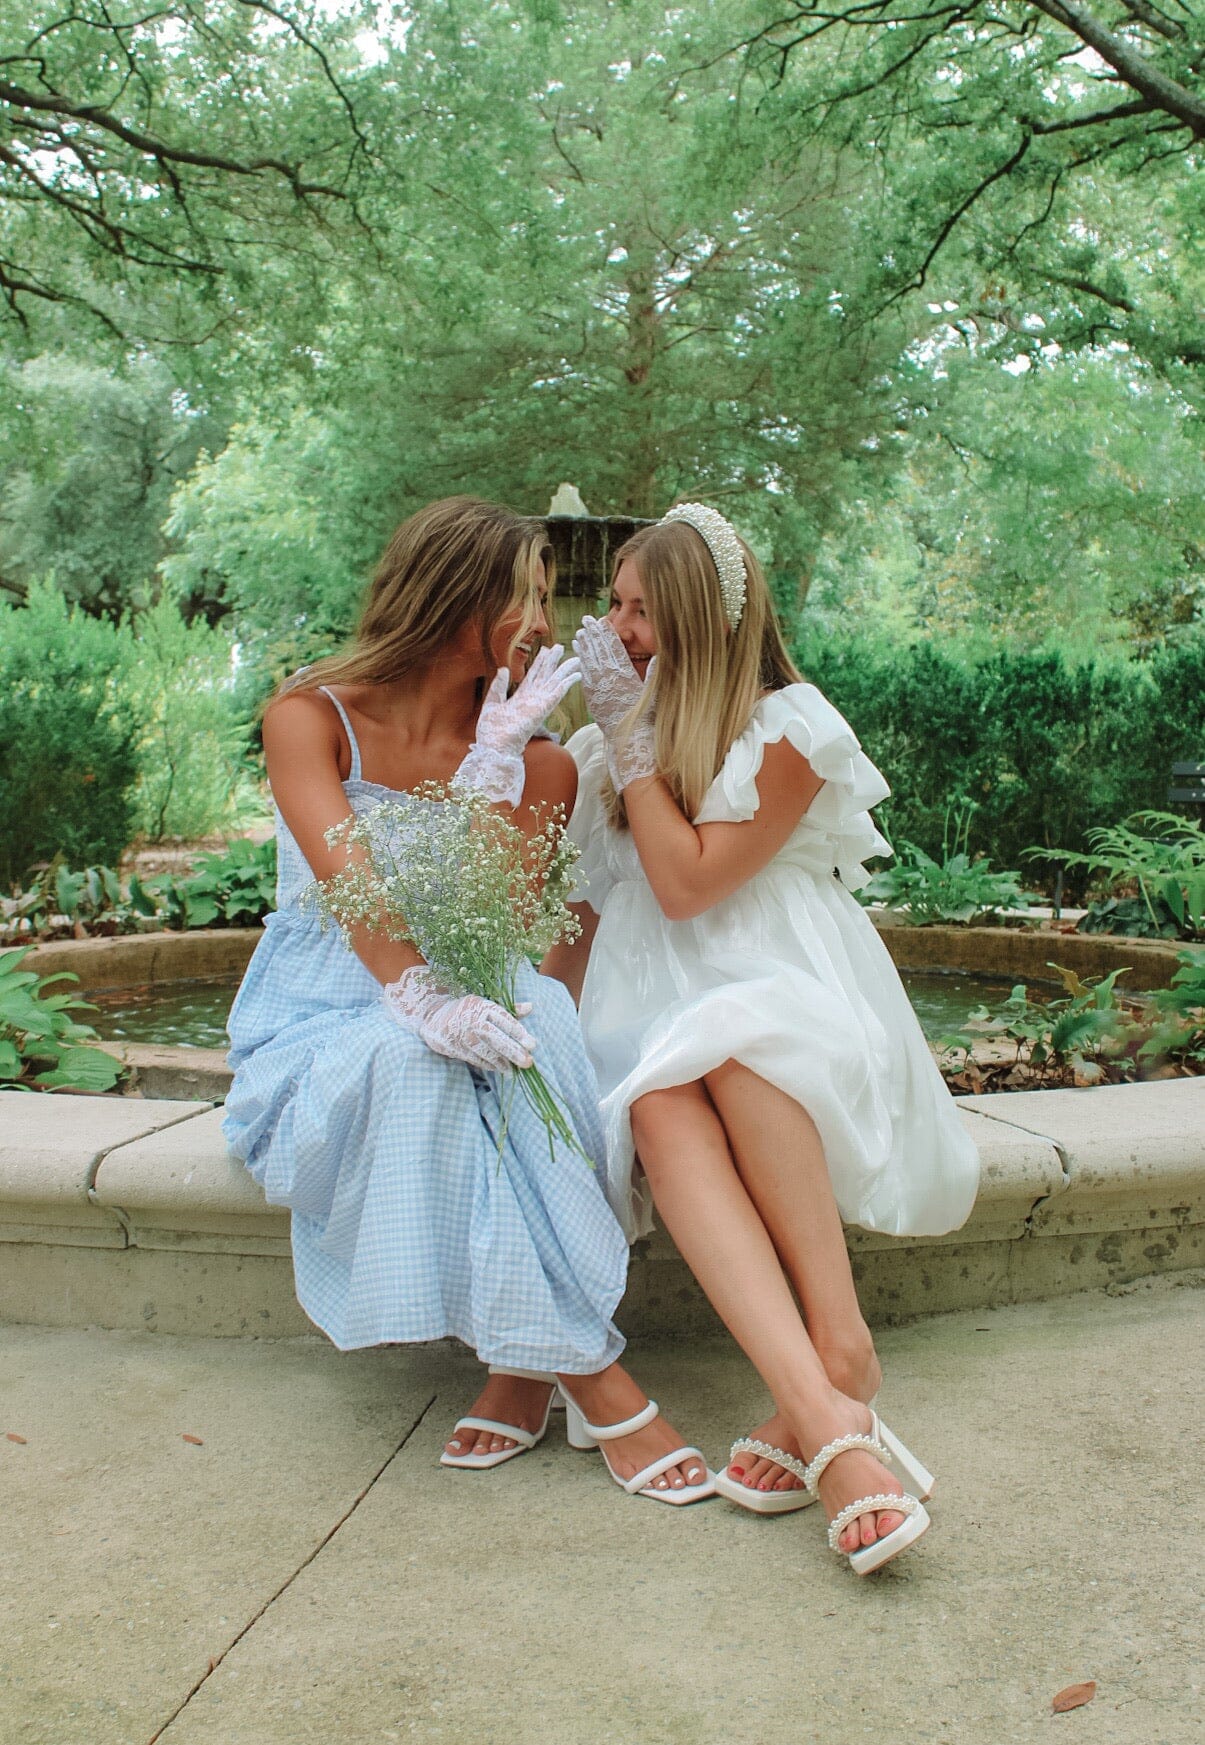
[826,1492,921,1552]
[728,1437,809,1485]
[660,502,748,629]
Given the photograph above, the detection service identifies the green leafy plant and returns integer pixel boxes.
[3,859,162,942]
[937,954,1205,1093]
[1034,813,1205,942]
[862,805,1030,926]
[151,838,276,930]
[0,946,123,1091]
[795,634,1205,901]
[0,582,139,887]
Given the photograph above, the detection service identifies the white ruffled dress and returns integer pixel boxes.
[565,683,980,1242]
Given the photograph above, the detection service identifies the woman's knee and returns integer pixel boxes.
[630,1082,708,1157]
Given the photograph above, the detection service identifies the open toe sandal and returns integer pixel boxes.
[440,1366,558,1471]
[714,1437,817,1514]
[561,1394,715,1506]
[803,1426,930,1576]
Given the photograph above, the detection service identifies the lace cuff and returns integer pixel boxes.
[565,725,617,913]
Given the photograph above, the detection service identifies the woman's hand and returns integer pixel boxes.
[383,967,536,1071]
[572,615,657,790]
[453,644,581,807]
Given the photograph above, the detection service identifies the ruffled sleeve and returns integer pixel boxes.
[565,724,617,913]
[695,683,893,892]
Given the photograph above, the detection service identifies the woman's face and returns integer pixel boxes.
[489,559,551,683]
[607,558,657,680]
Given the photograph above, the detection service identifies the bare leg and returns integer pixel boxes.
[706,1060,879,1399]
[445,1368,706,1493]
[632,1079,904,1551]
[702,1061,880,1495]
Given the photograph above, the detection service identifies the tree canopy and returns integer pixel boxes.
[0,0,1199,649]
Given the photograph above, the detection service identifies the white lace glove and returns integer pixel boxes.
[383,967,536,1072]
[572,615,657,790]
[452,644,581,808]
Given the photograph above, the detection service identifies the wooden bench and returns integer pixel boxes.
[1168,763,1205,816]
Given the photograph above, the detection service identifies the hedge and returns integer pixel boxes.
[792,631,1205,895]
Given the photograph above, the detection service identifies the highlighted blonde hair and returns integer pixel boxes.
[604,518,800,829]
[273,497,553,699]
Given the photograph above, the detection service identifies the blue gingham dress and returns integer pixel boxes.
[222,690,628,1366]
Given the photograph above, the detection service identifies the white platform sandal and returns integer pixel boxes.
[803,1425,930,1576]
[561,1394,716,1506]
[714,1438,817,1514]
[714,1400,932,1516]
[440,1367,559,1470]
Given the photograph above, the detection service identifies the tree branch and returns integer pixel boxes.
[0,81,349,198]
[1024,0,1205,137]
[1114,0,1188,43]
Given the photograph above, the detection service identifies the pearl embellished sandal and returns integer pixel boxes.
[561,1394,716,1506]
[440,1367,559,1470]
[714,1437,817,1514]
[803,1425,930,1575]
[715,1407,933,1516]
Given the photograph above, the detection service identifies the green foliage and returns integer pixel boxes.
[862,806,1029,925]
[1,3,369,347]
[0,585,261,885]
[2,844,273,940]
[807,356,1205,653]
[115,597,264,842]
[0,946,123,1092]
[1039,813,1205,942]
[161,412,385,639]
[1,860,160,942]
[152,840,277,930]
[1143,950,1205,1073]
[0,357,222,620]
[1076,896,1181,941]
[0,583,139,887]
[796,631,1205,894]
[938,957,1205,1090]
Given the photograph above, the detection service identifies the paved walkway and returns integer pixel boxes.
[4,1276,1202,1745]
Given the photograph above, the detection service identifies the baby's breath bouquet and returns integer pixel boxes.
[305,784,587,1162]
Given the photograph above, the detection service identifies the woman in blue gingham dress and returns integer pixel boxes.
[223,498,713,1503]
[223,750,625,1366]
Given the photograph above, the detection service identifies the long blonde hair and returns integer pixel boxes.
[273,497,553,699]
[603,518,800,829]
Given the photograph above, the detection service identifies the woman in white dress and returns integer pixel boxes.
[544,504,979,1573]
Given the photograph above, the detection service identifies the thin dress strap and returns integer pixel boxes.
[317,686,363,782]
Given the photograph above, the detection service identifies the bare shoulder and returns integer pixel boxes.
[522,737,579,813]
[261,688,342,766]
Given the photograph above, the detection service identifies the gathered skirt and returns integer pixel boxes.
[223,910,628,1367]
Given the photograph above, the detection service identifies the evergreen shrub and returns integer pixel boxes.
[0,584,138,886]
[793,630,1205,896]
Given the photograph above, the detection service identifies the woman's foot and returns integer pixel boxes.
[558,1364,707,1494]
[443,1374,556,1461]
[795,1393,907,1553]
[724,1411,807,1495]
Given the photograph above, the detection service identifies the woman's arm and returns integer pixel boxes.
[623,735,825,922]
[263,693,425,986]
[541,902,600,1004]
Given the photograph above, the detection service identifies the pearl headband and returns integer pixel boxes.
[660,502,747,629]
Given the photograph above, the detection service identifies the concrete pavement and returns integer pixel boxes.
[3,1275,1203,1745]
